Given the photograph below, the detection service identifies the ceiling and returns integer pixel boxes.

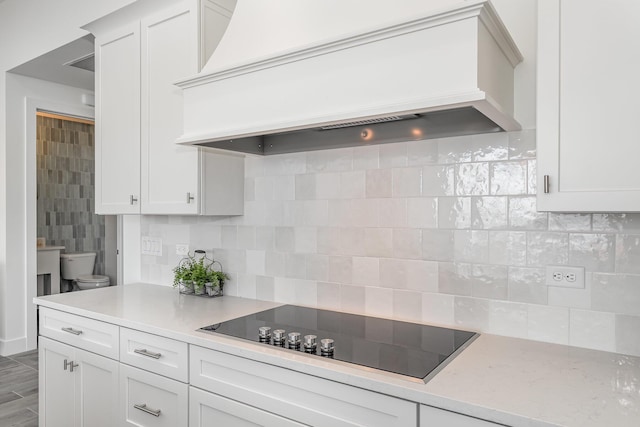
[10,34,95,91]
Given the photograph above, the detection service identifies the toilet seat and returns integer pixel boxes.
[76,274,110,290]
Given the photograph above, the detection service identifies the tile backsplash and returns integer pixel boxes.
[140,130,640,356]
[36,115,105,279]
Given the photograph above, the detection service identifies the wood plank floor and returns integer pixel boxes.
[0,350,38,427]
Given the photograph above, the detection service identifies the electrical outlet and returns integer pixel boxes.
[176,244,190,256]
[141,237,162,256]
[545,265,585,289]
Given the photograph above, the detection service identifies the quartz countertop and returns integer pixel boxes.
[34,283,640,427]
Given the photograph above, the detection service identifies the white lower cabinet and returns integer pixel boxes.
[39,337,119,427]
[120,364,188,427]
[190,345,417,427]
[189,386,305,427]
[420,405,505,427]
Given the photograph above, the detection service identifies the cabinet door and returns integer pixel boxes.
[75,348,119,427]
[140,2,202,215]
[120,364,188,427]
[189,387,305,427]
[39,337,75,427]
[95,22,141,214]
[537,0,640,212]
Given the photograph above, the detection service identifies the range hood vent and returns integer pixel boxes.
[176,0,523,156]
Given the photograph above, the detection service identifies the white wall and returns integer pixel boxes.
[0,0,136,355]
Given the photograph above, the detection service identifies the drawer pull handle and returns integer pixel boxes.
[134,403,161,417]
[134,348,162,359]
[61,327,83,335]
[63,359,70,370]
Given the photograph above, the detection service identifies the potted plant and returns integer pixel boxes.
[173,250,228,297]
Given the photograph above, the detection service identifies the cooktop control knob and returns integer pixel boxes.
[320,338,335,356]
[303,335,317,352]
[273,329,286,344]
[258,326,271,340]
[287,332,301,348]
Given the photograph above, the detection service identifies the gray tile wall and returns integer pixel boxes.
[140,130,640,357]
[36,115,104,278]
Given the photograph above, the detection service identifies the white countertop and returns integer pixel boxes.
[35,283,640,427]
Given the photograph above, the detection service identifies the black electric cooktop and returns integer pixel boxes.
[199,305,477,381]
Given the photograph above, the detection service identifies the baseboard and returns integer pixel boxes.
[0,336,28,356]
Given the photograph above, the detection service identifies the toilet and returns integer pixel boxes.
[60,252,110,291]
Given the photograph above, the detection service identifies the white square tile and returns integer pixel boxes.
[254,176,274,201]
[405,260,438,292]
[437,135,474,164]
[378,198,408,228]
[407,198,437,228]
[245,250,265,275]
[365,169,392,198]
[316,172,341,199]
[593,213,640,232]
[422,229,454,261]
[255,227,275,250]
[508,129,536,160]
[569,233,615,272]
[422,165,455,196]
[353,145,379,170]
[327,256,352,284]
[316,227,342,254]
[285,253,307,279]
[615,234,640,274]
[364,227,393,258]
[527,160,537,195]
[236,226,255,249]
[328,200,353,227]
[454,230,489,263]
[439,262,473,296]
[317,281,341,309]
[471,197,508,229]
[616,314,640,356]
[365,287,394,317]
[407,140,438,165]
[379,258,406,289]
[392,167,422,197]
[294,226,317,254]
[591,273,640,316]
[294,279,318,306]
[340,170,366,199]
[508,197,548,230]
[350,199,379,228]
[339,227,366,256]
[392,228,422,259]
[265,251,285,277]
[272,175,295,201]
[438,197,471,229]
[569,309,616,352]
[306,254,328,282]
[507,266,547,304]
[490,161,527,195]
[471,264,508,300]
[527,305,569,345]
[275,227,295,252]
[340,284,366,314]
[295,174,316,200]
[294,200,328,226]
[454,296,489,330]
[264,153,307,176]
[256,276,274,301]
[307,148,353,173]
[472,132,509,161]
[455,163,489,196]
[380,143,408,168]
[489,231,527,266]
[527,232,569,266]
[221,225,238,249]
[486,300,528,337]
[421,293,455,326]
[236,274,257,299]
[393,290,422,321]
[352,257,379,286]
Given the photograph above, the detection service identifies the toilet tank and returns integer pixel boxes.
[60,252,96,280]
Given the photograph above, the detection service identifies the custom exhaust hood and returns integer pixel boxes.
[176,0,523,155]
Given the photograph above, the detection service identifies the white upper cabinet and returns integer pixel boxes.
[95,0,243,215]
[95,22,141,215]
[537,0,640,212]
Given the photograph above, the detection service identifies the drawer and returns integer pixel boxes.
[189,386,305,427]
[420,405,506,427]
[121,364,188,427]
[39,307,119,359]
[120,328,188,382]
[190,345,417,427]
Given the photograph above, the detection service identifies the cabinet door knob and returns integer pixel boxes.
[134,403,161,417]
[186,192,195,204]
[130,195,139,205]
[69,361,79,372]
[63,359,70,370]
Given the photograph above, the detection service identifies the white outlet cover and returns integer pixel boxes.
[141,236,162,256]
[545,265,585,289]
